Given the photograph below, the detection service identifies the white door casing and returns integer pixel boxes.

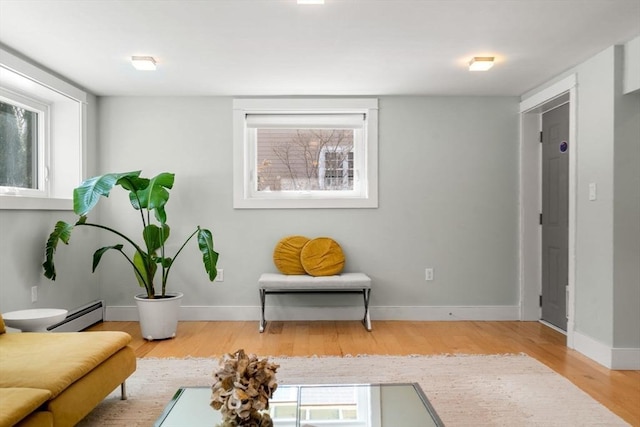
[519,74,577,348]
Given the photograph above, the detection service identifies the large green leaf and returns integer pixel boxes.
[134,250,156,292]
[92,244,124,272]
[197,228,218,281]
[73,171,141,216]
[42,221,75,280]
[134,173,174,221]
[142,224,170,253]
[118,176,150,210]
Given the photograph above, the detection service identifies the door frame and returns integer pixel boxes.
[519,74,577,348]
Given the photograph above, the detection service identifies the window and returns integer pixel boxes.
[0,47,86,210]
[233,98,378,208]
[0,91,48,196]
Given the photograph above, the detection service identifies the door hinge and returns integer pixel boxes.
[539,295,543,307]
[539,213,543,225]
[539,131,543,143]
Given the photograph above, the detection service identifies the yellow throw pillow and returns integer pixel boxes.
[300,237,345,276]
[273,235,310,275]
[0,312,5,334]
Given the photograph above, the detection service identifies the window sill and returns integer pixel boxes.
[0,196,73,211]
[234,196,378,209]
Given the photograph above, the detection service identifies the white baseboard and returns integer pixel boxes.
[573,330,640,370]
[105,305,520,322]
[611,348,640,370]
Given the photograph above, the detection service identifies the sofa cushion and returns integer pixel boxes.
[14,411,53,427]
[47,346,136,427]
[0,312,5,334]
[0,331,131,398]
[0,388,51,427]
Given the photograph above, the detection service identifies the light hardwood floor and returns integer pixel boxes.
[89,320,640,425]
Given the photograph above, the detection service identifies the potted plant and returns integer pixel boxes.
[42,170,219,340]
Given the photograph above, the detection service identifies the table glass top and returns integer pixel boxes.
[155,383,444,427]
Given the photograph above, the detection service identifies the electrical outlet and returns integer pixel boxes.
[425,268,434,281]
[31,286,38,303]
[215,269,224,282]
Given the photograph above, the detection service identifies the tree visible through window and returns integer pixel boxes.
[0,100,37,189]
[256,128,354,192]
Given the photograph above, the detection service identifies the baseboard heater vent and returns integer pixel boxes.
[48,300,104,332]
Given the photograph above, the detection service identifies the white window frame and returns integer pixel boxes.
[0,47,86,211]
[0,89,49,198]
[233,98,378,209]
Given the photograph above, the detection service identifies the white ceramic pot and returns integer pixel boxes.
[134,292,183,340]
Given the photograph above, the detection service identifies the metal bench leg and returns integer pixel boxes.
[120,381,127,400]
[259,288,267,333]
[362,288,372,331]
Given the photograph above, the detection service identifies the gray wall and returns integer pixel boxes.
[523,45,640,351]
[573,46,640,349]
[613,51,640,349]
[94,96,520,314]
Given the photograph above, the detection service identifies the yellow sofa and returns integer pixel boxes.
[0,313,136,427]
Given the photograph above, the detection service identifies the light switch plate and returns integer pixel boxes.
[588,183,597,201]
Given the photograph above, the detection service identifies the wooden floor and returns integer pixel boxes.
[89,320,640,425]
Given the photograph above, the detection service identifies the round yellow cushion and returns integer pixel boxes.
[300,237,345,276]
[273,235,310,275]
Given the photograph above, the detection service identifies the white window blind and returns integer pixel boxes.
[245,114,365,129]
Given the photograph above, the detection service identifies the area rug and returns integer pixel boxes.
[78,354,628,426]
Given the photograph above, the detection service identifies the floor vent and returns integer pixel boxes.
[48,300,104,332]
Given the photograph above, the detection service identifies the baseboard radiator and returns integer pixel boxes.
[48,300,104,332]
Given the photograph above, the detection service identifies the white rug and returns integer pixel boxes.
[78,354,628,426]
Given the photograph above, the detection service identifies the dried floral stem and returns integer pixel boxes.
[211,349,279,427]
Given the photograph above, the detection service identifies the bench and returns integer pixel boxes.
[258,273,372,333]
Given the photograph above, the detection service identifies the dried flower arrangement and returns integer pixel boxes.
[211,349,279,427]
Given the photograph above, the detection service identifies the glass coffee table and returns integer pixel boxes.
[155,383,444,426]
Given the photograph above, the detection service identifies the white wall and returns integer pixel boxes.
[96,95,520,320]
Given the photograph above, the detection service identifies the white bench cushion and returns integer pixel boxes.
[259,273,371,290]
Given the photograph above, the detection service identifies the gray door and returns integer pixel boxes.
[541,103,569,331]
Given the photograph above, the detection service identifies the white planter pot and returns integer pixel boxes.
[134,292,183,340]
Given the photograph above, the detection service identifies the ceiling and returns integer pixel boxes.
[0,0,639,97]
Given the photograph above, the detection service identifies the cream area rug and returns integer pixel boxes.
[78,354,628,426]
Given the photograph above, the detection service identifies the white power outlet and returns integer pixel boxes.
[425,268,434,281]
[215,269,224,282]
[31,286,38,302]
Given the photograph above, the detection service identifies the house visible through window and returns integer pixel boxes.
[233,98,378,209]
[322,149,354,190]
[256,128,354,192]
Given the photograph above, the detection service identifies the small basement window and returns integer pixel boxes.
[0,47,86,211]
[233,98,378,209]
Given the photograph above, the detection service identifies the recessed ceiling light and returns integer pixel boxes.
[131,56,157,71]
[468,57,494,71]
[297,0,324,4]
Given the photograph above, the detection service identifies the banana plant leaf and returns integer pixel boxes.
[73,171,141,216]
[43,220,75,280]
[198,228,219,282]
